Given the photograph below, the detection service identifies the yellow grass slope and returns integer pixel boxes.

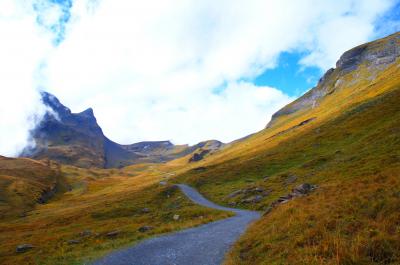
[0,161,231,265]
[171,32,400,264]
[0,156,64,219]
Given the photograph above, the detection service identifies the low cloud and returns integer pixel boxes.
[0,1,50,156]
[0,0,398,154]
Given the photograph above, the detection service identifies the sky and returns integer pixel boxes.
[0,0,399,156]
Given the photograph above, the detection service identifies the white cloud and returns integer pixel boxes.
[0,1,51,156]
[0,0,397,154]
[300,0,395,69]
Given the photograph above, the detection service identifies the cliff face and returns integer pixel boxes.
[25,92,108,168]
[267,32,400,128]
[23,93,224,168]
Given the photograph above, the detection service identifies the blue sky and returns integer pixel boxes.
[253,52,323,97]
[0,0,400,156]
[253,2,400,98]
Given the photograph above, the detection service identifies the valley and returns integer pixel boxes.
[0,32,399,265]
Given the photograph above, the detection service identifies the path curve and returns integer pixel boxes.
[92,184,260,265]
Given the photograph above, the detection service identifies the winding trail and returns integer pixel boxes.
[92,184,260,265]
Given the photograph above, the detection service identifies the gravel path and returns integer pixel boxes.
[92,184,260,265]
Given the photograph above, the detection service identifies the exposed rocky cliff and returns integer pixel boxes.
[267,32,400,127]
[23,93,224,168]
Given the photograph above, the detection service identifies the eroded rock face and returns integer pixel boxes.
[173,214,180,220]
[241,195,263,204]
[138,226,154,233]
[226,187,272,205]
[79,230,92,237]
[189,150,210,162]
[67,239,81,245]
[271,183,317,207]
[106,230,120,238]
[337,36,400,73]
[267,32,400,128]
[16,244,34,253]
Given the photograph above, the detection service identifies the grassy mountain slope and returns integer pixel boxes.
[168,32,400,264]
[0,156,65,219]
[224,82,400,265]
[0,161,231,265]
[1,32,398,265]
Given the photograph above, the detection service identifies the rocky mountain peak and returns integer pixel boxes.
[267,32,400,128]
[24,93,224,168]
[336,33,400,73]
[41,91,71,119]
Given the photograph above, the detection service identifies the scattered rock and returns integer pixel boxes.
[106,230,120,238]
[292,183,316,196]
[67,239,81,245]
[241,195,263,204]
[285,175,297,185]
[159,181,167,186]
[16,244,34,253]
[271,183,317,207]
[263,176,269,181]
[276,195,292,204]
[79,230,92,237]
[189,150,210,162]
[138,226,154,233]
[262,189,272,197]
[173,214,180,220]
[141,208,151,213]
[253,187,265,193]
[226,190,243,199]
[228,202,237,207]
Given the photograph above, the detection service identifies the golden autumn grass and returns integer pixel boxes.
[1,33,399,265]
[170,50,400,263]
[221,85,400,264]
[0,163,231,265]
[0,157,65,219]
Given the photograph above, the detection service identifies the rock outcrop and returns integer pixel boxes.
[23,93,224,168]
[267,32,400,128]
[16,244,35,253]
[271,183,317,207]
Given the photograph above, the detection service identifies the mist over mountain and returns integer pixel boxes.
[1,1,400,264]
[21,92,224,168]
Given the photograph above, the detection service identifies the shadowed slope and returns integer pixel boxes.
[0,156,64,219]
[24,93,224,168]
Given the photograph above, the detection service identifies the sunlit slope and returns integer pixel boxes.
[185,32,400,170]
[171,32,400,264]
[0,162,231,265]
[223,81,400,265]
[176,32,400,193]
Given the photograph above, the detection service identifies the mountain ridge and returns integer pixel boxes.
[23,92,224,168]
[267,31,400,128]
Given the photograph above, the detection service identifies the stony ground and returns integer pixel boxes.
[92,184,260,265]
